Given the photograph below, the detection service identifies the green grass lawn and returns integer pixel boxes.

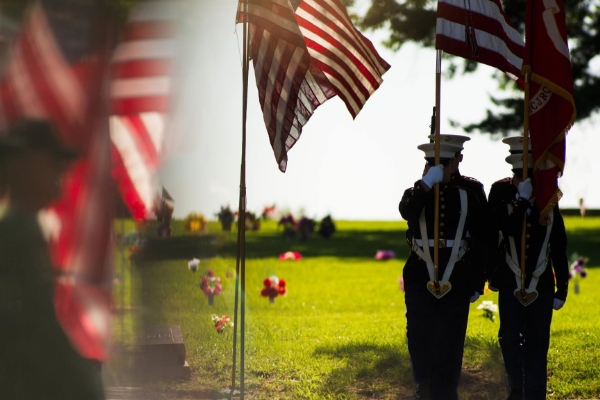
[111,217,600,399]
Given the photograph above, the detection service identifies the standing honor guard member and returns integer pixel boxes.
[399,140,488,400]
[487,137,569,400]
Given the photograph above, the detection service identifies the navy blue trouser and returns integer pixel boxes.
[405,284,470,400]
[498,289,553,400]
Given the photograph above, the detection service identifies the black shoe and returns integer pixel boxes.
[507,389,523,400]
[414,383,430,400]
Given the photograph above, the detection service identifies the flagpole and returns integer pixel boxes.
[433,49,442,289]
[519,69,530,299]
[517,0,534,302]
[232,0,249,397]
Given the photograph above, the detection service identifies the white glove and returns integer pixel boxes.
[469,292,480,303]
[553,298,565,310]
[517,178,533,200]
[422,164,444,189]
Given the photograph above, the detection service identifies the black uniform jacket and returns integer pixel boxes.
[487,178,569,300]
[399,179,488,297]
[454,172,487,205]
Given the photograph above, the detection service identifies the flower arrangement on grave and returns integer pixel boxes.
[261,204,277,220]
[211,314,233,333]
[297,216,316,241]
[216,205,235,232]
[200,269,222,305]
[260,275,286,303]
[154,195,174,238]
[318,215,336,239]
[375,250,396,260]
[245,211,261,231]
[477,300,498,322]
[188,258,200,272]
[568,253,588,294]
[279,251,302,261]
[184,212,208,232]
[278,214,296,240]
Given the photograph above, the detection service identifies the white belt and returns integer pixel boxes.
[414,239,465,248]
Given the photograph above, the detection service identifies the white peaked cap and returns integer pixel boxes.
[427,134,471,151]
[505,154,534,169]
[502,136,531,153]
[417,142,463,159]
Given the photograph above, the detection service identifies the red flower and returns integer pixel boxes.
[263,278,272,287]
[278,279,286,287]
[207,269,215,277]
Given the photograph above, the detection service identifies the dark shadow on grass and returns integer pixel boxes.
[312,341,415,399]
[310,337,507,399]
[460,334,507,400]
[136,230,412,262]
[235,229,411,260]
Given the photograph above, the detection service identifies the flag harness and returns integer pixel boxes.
[412,189,469,298]
[504,203,554,305]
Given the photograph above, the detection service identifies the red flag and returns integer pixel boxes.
[0,0,112,360]
[436,0,524,84]
[523,0,576,224]
[237,0,390,172]
[110,1,178,220]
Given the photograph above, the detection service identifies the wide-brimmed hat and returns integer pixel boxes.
[0,119,78,160]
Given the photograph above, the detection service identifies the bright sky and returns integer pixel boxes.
[159,0,600,221]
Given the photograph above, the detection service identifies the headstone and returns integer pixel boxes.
[134,325,190,381]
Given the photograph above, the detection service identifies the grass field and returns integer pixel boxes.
[110,217,600,399]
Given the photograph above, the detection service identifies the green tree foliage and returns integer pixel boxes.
[358,0,600,136]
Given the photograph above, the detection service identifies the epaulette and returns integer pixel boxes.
[460,175,483,186]
[492,177,512,186]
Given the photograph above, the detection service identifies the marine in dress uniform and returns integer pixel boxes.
[399,140,488,400]
[487,137,569,400]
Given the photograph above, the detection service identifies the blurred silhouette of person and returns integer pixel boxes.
[0,119,105,399]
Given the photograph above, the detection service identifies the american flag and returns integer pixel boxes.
[110,0,179,220]
[0,0,112,360]
[237,0,390,172]
[435,0,524,82]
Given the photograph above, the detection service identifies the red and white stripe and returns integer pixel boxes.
[0,2,86,137]
[436,0,524,80]
[110,0,177,220]
[296,0,390,117]
[237,0,390,172]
